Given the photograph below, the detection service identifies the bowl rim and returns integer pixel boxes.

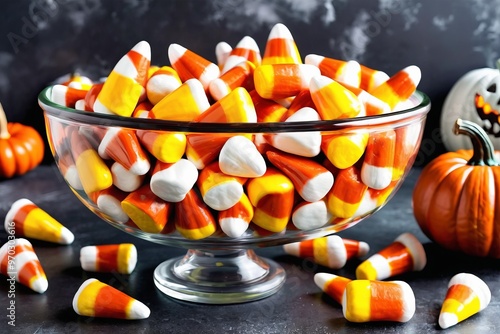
[38,85,431,133]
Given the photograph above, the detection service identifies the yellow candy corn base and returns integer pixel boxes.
[153,248,286,304]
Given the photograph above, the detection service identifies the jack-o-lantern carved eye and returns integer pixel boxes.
[487,83,497,93]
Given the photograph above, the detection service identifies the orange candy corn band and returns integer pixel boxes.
[174,189,216,240]
[314,273,352,304]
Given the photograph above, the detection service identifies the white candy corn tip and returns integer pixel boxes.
[396,280,416,322]
[111,162,144,192]
[283,242,300,257]
[64,165,84,190]
[150,159,199,203]
[268,23,294,40]
[185,78,211,111]
[203,181,244,211]
[338,60,361,87]
[97,193,130,223]
[215,41,232,67]
[209,78,230,101]
[60,227,75,245]
[314,272,338,291]
[301,171,334,202]
[168,43,187,65]
[292,201,332,230]
[219,135,267,178]
[395,233,427,271]
[128,300,151,320]
[357,241,370,257]
[31,276,49,294]
[309,75,334,93]
[304,54,325,67]
[439,312,459,329]
[403,65,421,86]
[220,217,250,238]
[131,40,151,61]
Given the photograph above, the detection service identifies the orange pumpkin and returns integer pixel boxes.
[0,103,44,178]
[413,118,500,257]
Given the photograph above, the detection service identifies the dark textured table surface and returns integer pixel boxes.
[0,165,499,334]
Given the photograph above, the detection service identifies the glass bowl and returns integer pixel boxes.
[39,86,430,304]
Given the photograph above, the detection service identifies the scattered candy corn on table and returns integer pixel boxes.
[1,165,499,333]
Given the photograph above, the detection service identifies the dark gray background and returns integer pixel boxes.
[1,0,499,164]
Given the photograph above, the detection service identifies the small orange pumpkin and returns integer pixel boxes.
[413,118,500,258]
[0,103,44,178]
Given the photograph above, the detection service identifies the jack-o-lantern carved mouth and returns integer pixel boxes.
[475,93,500,137]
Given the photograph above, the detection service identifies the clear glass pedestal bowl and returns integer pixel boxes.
[39,86,430,304]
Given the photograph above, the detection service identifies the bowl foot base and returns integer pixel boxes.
[154,249,286,304]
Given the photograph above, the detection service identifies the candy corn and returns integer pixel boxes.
[174,189,217,240]
[84,82,103,111]
[90,186,129,223]
[314,273,352,304]
[221,36,261,73]
[281,89,316,121]
[57,150,83,190]
[283,235,369,269]
[326,166,368,218]
[168,43,220,90]
[359,64,390,92]
[0,238,48,293]
[356,232,426,280]
[94,41,150,116]
[262,23,302,65]
[209,60,255,101]
[215,41,232,69]
[51,84,88,108]
[310,75,364,120]
[186,133,232,169]
[73,278,150,319]
[305,54,361,87]
[321,131,369,169]
[254,63,320,100]
[438,273,491,329]
[266,150,334,202]
[70,129,113,195]
[197,161,246,211]
[111,161,144,192]
[342,280,415,323]
[150,78,210,121]
[194,87,257,123]
[137,130,186,163]
[340,82,391,116]
[121,184,171,233]
[218,135,267,178]
[98,128,150,176]
[80,243,137,274]
[246,168,294,233]
[360,130,396,190]
[369,65,421,110]
[62,72,93,90]
[4,198,74,244]
[218,193,253,238]
[392,123,422,181]
[250,89,288,122]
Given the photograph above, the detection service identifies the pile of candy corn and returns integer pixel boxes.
[2,199,149,319]
[48,23,423,240]
[285,234,491,328]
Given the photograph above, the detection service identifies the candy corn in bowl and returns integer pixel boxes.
[39,23,430,304]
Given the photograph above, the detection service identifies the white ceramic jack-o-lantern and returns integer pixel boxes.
[441,60,500,151]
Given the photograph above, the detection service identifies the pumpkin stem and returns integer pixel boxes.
[0,103,11,140]
[453,118,499,166]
